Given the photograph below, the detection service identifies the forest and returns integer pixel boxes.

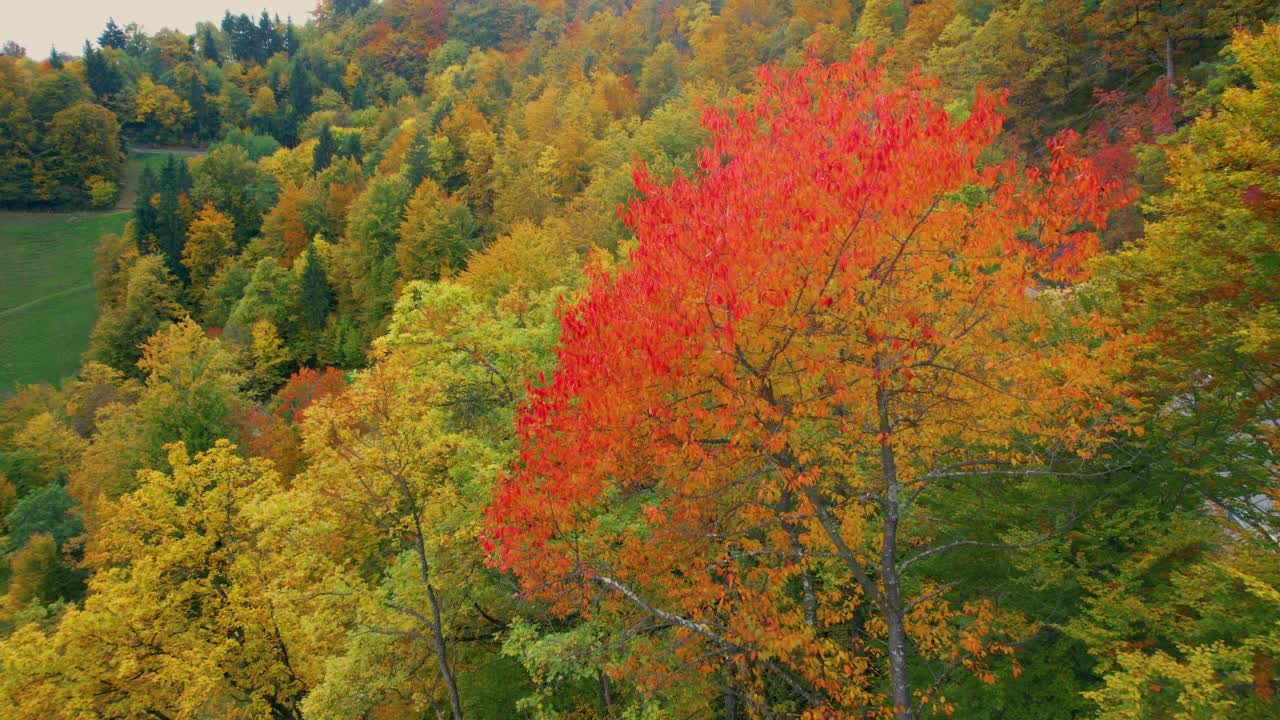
[0,0,1277,718]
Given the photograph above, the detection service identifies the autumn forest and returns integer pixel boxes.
[0,0,1277,718]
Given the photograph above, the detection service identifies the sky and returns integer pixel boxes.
[4,1,320,59]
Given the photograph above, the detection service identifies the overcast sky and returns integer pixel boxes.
[5,1,320,59]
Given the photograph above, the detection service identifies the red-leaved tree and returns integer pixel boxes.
[489,51,1133,718]
[236,367,347,478]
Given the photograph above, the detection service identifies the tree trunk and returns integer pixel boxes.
[1164,33,1175,89]
[426,581,465,720]
[411,510,465,720]
[878,386,915,720]
[598,670,614,717]
[782,489,818,627]
[723,673,738,720]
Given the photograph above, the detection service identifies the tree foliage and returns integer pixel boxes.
[490,53,1133,717]
[1,4,1278,719]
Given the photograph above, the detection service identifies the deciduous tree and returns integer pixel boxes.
[3,442,313,720]
[183,203,236,291]
[1104,24,1280,459]
[45,102,123,204]
[489,52,1130,718]
[396,178,479,283]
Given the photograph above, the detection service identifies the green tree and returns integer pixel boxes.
[313,122,339,174]
[191,145,278,246]
[1,532,84,619]
[86,255,182,375]
[396,179,479,283]
[26,72,87,125]
[81,41,123,100]
[637,40,681,113]
[44,102,122,204]
[228,257,298,341]
[0,452,41,500]
[292,281,560,719]
[1064,505,1280,719]
[0,84,36,206]
[72,318,247,515]
[1103,22,1279,470]
[4,483,81,551]
[342,174,412,326]
[150,154,193,282]
[198,24,221,63]
[403,124,435,189]
[98,18,127,49]
[337,132,362,164]
[285,59,313,141]
[132,165,160,242]
[298,246,333,332]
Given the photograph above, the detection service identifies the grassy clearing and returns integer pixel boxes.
[0,210,129,393]
[0,150,201,393]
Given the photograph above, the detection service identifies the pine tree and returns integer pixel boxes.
[312,123,338,174]
[82,42,122,99]
[258,11,280,61]
[153,155,192,283]
[286,60,313,142]
[349,71,369,109]
[298,247,333,332]
[47,48,63,69]
[98,18,126,50]
[222,12,256,63]
[403,125,432,189]
[332,0,372,15]
[199,26,221,63]
[338,132,362,164]
[284,19,299,57]
[132,166,159,247]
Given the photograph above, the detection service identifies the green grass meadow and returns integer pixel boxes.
[0,211,129,394]
[0,152,185,394]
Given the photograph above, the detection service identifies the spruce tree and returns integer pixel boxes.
[99,18,126,50]
[338,133,362,164]
[404,125,432,189]
[287,60,313,142]
[83,42,122,100]
[313,123,338,174]
[298,247,333,331]
[284,19,299,57]
[133,165,159,247]
[200,26,221,63]
[258,11,279,61]
[152,155,193,283]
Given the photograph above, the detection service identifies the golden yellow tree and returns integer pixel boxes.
[183,202,236,290]
[2,442,315,720]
